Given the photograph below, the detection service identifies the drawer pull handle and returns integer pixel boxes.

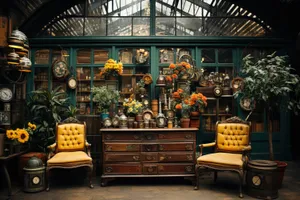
[159,145,164,151]
[105,167,113,173]
[105,145,112,151]
[126,144,137,150]
[158,166,164,172]
[105,134,113,140]
[158,134,165,139]
[146,156,153,160]
[159,156,171,161]
[185,134,192,139]
[145,135,153,140]
[186,155,193,160]
[185,166,193,172]
[133,135,140,140]
[133,156,140,161]
[147,167,154,172]
[185,144,193,151]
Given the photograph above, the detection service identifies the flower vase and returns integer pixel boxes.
[101,113,109,120]
[136,114,143,122]
[180,118,190,128]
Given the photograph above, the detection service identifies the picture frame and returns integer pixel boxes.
[106,80,118,90]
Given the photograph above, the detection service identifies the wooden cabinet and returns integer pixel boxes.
[100,128,197,186]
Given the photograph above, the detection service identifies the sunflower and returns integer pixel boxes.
[6,129,16,139]
[16,129,29,143]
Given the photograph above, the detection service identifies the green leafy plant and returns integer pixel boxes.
[25,86,70,153]
[235,52,300,160]
[91,86,120,113]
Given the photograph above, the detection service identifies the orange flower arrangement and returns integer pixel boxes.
[168,61,191,81]
[189,92,207,112]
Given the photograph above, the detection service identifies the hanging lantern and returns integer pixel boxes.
[8,29,27,50]
[19,55,32,72]
[7,49,20,65]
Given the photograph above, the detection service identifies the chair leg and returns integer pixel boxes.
[88,166,94,188]
[214,171,218,183]
[238,170,244,198]
[194,164,199,190]
[46,168,50,191]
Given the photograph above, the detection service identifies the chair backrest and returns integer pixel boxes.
[215,116,251,153]
[55,121,86,153]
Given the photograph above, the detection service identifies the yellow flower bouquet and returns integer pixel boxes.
[6,122,36,145]
[100,59,123,77]
[123,98,143,117]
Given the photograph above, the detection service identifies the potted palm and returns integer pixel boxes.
[235,52,300,187]
[91,86,120,119]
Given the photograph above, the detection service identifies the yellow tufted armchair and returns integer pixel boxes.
[46,118,93,190]
[194,116,251,198]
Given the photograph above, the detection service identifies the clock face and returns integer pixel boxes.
[0,88,13,102]
[68,78,77,89]
[142,109,153,121]
[213,86,222,97]
[142,98,150,108]
[32,176,40,185]
[53,61,68,79]
[156,117,166,127]
[252,175,262,186]
[112,117,119,127]
[166,110,175,118]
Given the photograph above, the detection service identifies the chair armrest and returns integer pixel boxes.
[47,143,57,160]
[85,140,91,157]
[242,145,252,166]
[199,141,216,156]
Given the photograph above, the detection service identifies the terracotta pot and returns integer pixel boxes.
[275,160,288,188]
[136,114,143,121]
[190,111,200,117]
[180,118,190,128]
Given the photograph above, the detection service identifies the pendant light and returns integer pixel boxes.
[19,55,32,72]
[8,29,27,50]
[7,49,20,65]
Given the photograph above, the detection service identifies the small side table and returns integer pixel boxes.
[0,151,27,197]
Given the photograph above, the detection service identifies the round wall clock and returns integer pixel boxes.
[52,60,69,79]
[213,86,223,97]
[0,87,13,102]
[240,97,256,111]
[67,77,77,89]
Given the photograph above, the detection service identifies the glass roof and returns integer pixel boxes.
[36,0,272,37]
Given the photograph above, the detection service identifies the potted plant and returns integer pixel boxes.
[235,52,300,187]
[99,58,123,80]
[123,98,143,119]
[25,86,70,153]
[91,86,120,119]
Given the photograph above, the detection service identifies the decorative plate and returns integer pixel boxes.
[231,77,244,93]
[240,97,256,111]
[142,74,153,85]
[52,60,69,79]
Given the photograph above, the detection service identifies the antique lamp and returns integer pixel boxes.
[8,29,27,50]
[7,50,20,65]
[119,113,128,129]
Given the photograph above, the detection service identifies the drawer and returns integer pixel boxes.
[157,132,195,141]
[142,133,157,141]
[141,144,158,152]
[141,153,158,162]
[104,143,140,152]
[103,133,141,141]
[158,152,194,162]
[104,153,141,162]
[158,142,194,151]
[103,164,142,174]
[157,164,195,174]
[143,164,158,175]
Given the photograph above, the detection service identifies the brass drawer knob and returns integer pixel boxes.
[105,134,113,140]
[185,166,193,172]
[133,156,140,161]
[105,167,113,173]
[145,135,153,140]
[133,135,140,140]
[159,145,164,151]
[186,155,193,160]
[185,144,192,151]
[146,156,153,161]
[147,166,154,172]
[185,134,192,139]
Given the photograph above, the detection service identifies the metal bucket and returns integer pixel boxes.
[246,160,279,199]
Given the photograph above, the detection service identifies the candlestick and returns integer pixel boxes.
[164,93,167,106]
[168,96,171,110]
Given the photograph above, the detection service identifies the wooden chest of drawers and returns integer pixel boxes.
[100,128,198,186]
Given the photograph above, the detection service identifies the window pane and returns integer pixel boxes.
[108,17,131,36]
[176,18,203,36]
[133,17,150,36]
[52,18,84,36]
[156,17,175,36]
[87,0,104,16]
[218,49,233,63]
[52,49,69,64]
[159,48,174,64]
[85,18,106,36]
[35,49,49,64]
[201,49,215,63]
[94,49,109,64]
[77,49,91,64]
[34,68,48,90]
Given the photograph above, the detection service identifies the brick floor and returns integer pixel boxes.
[1,161,299,200]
